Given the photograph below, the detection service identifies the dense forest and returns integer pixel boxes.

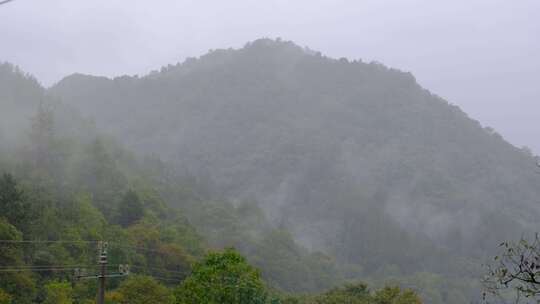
[1,39,539,303]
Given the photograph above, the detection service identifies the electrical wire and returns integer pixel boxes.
[0,267,83,272]
[0,240,182,255]
[0,0,16,6]
[130,271,185,282]
[109,243,169,254]
[0,264,120,271]
[144,275,184,283]
[129,265,190,275]
[0,264,92,269]
[0,239,197,284]
[0,240,100,244]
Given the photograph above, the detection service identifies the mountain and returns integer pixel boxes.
[3,38,537,302]
[0,63,43,143]
[0,63,350,301]
[50,38,540,250]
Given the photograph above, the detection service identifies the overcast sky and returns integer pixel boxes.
[1,0,539,153]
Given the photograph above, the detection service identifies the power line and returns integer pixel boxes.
[0,240,184,254]
[0,267,82,272]
[0,264,106,273]
[109,243,169,254]
[0,264,93,269]
[0,0,17,6]
[0,240,99,244]
[0,264,122,270]
[0,239,196,286]
[78,241,129,304]
[130,265,190,275]
[0,240,175,252]
[130,271,184,283]
[146,276,184,282]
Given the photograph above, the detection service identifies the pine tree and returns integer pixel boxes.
[0,173,27,229]
[117,190,145,227]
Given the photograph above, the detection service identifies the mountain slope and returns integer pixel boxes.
[0,65,349,296]
[48,39,540,300]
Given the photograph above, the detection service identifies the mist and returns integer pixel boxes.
[0,0,539,153]
[1,1,539,303]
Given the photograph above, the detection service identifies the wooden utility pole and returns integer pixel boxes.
[74,241,129,304]
[97,242,108,304]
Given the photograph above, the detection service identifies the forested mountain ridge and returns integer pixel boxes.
[2,38,539,303]
[50,38,540,253]
[0,62,359,303]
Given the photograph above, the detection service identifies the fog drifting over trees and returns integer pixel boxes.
[0,0,539,153]
[1,38,539,302]
[1,1,539,303]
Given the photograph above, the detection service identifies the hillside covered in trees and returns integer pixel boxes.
[1,39,539,303]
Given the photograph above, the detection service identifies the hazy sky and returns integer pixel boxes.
[1,0,539,153]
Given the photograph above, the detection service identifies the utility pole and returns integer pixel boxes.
[97,241,108,304]
[74,241,129,304]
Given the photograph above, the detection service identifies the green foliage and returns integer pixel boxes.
[76,139,128,216]
[175,248,268,304]
[43,281,73,304]
[124,221,193,281]
[116,275,174,304]
[368,271,475,304]
[0,289,12,304]
[66,193,107,240]
[372,287,421,304]
[46,39,540,304]
[285,283,421,304]
[0,218,36,304]
[183,199,342,292]
[0,217,23,265]
[315,283,372,304]
[250,229,342,293]
[0,173,29,229]
[4,47,540,304]
[116,190,145,227]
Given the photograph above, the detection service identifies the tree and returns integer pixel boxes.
[26,103,64,180]
[0,217,36,304]
[312,283,422,304]
[372,286,422,304]
[175,248,268,304]
[116,275,174,304]
[0,217,23,267]
[116,190,145,227]
[315,283,372,304]
[78,139,127,216]
[43,281,73,304]
[0,173,28,229]
[0,289,12,304]
[483,234,540,303]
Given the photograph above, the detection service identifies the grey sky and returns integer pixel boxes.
[1,0,539,153]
